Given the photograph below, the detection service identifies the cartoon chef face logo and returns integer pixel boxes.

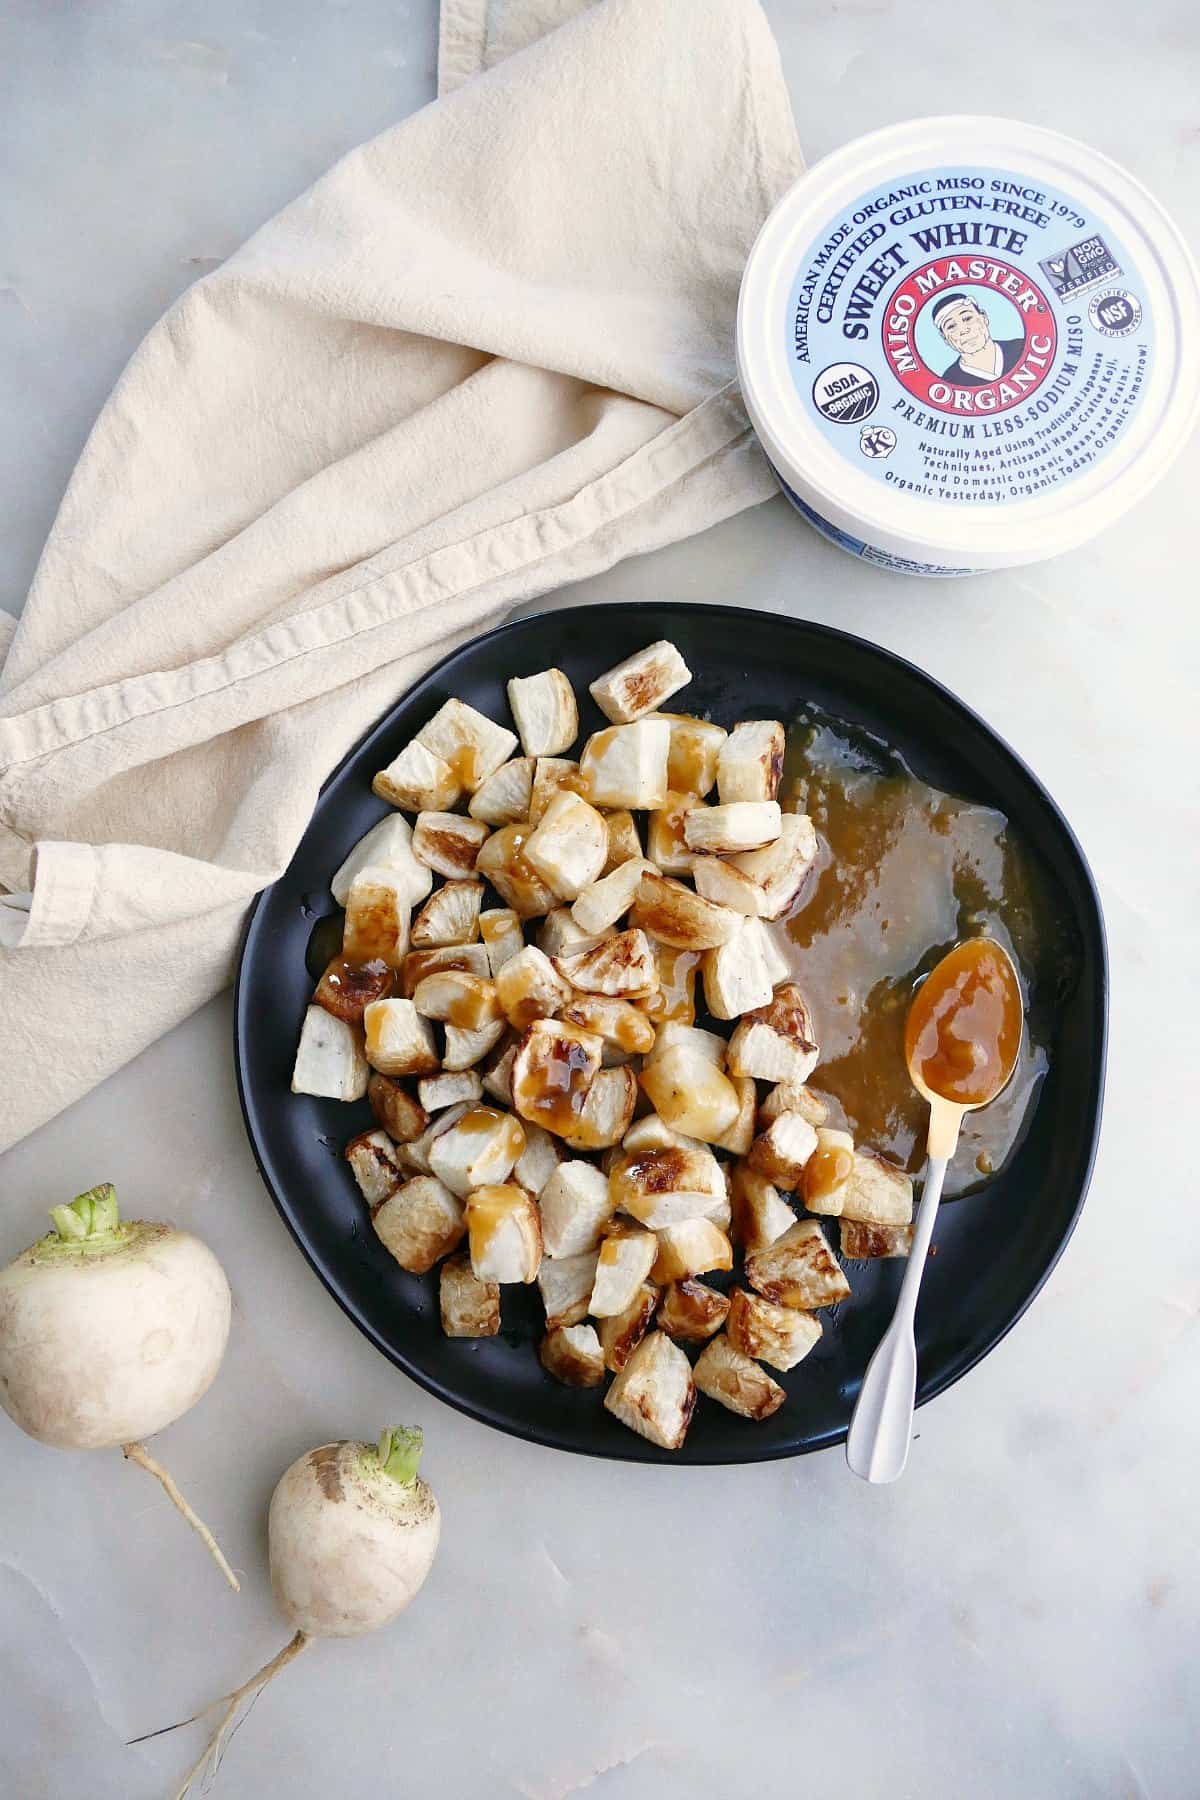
[883,257,1058,414]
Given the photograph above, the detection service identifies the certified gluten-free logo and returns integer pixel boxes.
[882,256,1058,416]
[1088,288,1142,338]
[812,362,879,424]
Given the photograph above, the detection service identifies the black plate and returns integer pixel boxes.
[234,604,1107,1464]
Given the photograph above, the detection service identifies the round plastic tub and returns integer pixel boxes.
[737,116,1200,576]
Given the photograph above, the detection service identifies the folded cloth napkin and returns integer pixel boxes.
[0,0,802,1154]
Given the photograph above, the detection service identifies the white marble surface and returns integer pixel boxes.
[2,4,1198,1797]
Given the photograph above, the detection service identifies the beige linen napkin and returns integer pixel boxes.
[0,0,802,1154]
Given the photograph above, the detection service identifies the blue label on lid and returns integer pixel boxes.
[786,166,1154,507]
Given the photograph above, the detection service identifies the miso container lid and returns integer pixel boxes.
[737,116,1200,565]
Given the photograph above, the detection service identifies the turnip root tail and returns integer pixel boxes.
[171,1631,313,1800]
[122,1441,241,1594]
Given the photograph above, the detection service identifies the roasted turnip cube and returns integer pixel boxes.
[373,1175,465,1273]
[747,1111,820,1189]
[510,1018,604,1138]
[717,720,785,805]
[730,1162,796,1252]
[745,1220,850,1310]
[732,813,818,921]
[538,1160,614,1257]
[656,1279,729,1343]
[610,1144,728,1229]
[561,1066,638,1152]
[528,756,585,825]
[571,857,655,935]
[602,810,643,873]
[331,813,431,909]
[657,713,725,797]
[840,1151,914,1226]
[412,812,490,879]
[629,870,740,951]
[415,698,517,796]
[513,1120,563,1198]
[728,984,819,1084]
[523,790,609,902]
[467,756,535,826]
[475,823,558,919]
[373,740,457,813]
[555,929,659,1000]
[363,999,438,1078]
[638,1044,741,1146]
[691,855,767,917]
[589,1227,657,1316]
[651,1219,733,1284]
[313,956,393,1025]
[580,719,670,810]
[714,1075,757,1156]
[466,1183,542,1283]
[508,669,579,757]
[417,1069,484,1113]
[540,1323,605,1388]
[839,1218,914,1259]
[597,1283,659,1372]
[439,1253,501,1337]
[367,1073,429,1143]
[683,801,781,855]
[701,918,778,1020]
[604,1331,696,1449]
[479,907,524,976]
[589,640,691,724]
[344,1129,406,1207]
[646,790,700,876]
[411,879,483,947]
[495,944,572,1030]
[726,1286,822,1371]
[401,943,490,995]
[537,1249,599,1329]
[800,1128,855,1216]
[442,1016,507,1070]
[343,867,411,970]
[427,1106,526,1197]
[759,1082,829,1128]
[693,1336,785,1421]
[559,996,656,1059]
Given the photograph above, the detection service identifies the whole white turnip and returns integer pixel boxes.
[0,1183,238,1589]
[161,1426,441,1798]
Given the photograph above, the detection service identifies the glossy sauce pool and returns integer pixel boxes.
[777,709,1079,1199]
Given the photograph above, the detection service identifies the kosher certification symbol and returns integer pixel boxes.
[812,362,879,424]
[859,425,896,460]
[1088,287,1143,338]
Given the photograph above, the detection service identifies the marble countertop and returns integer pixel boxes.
[2,4,1197,1797]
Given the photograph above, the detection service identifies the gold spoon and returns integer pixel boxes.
[845,937,1024,1484]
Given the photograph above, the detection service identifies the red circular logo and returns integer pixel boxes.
[882,257,1057,415]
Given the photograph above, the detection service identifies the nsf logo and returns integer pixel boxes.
[1088,288,1143,338]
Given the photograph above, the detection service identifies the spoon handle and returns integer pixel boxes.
[845,1153,948,1484]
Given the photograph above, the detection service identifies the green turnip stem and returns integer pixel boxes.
[172,1630,313,1800]
[122,1441,240,1593]
[375,1424,423,1485]
[49,1182,120,1242]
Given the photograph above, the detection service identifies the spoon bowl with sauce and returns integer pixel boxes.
[846,937,1024,1484]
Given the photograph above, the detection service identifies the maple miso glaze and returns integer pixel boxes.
[778,707,1077,1198]
[904,938,1023,1106]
